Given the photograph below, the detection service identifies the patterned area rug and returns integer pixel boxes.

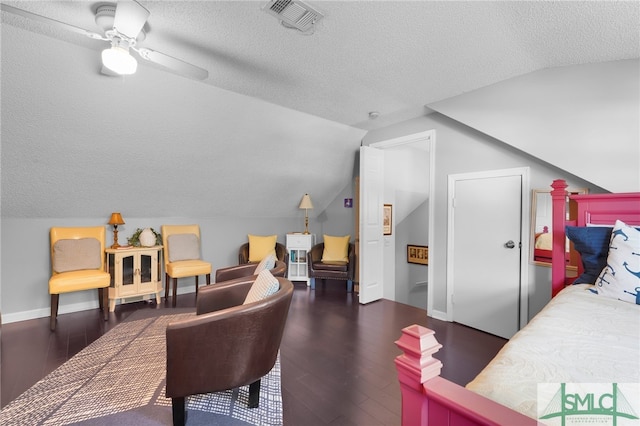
[0,311,283,426]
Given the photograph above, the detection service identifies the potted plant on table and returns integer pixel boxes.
[128,228,162,247]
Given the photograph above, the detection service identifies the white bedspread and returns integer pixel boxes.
[466,284,640,419]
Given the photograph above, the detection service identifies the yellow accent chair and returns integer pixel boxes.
[161,225,212,307]
[49,226,110,331]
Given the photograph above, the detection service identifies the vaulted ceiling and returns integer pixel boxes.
[2,1,638,218]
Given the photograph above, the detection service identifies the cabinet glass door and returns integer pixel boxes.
[122,254,135,286]
[140,254,152,283]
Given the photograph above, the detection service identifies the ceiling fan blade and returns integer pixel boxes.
[0,3,103,39]
[113,0,149,39]
[136,48,209,80]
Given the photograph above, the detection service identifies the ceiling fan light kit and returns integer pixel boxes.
[1,1,208,80]
[102,39,137,75]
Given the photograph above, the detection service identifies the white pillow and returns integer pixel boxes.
[167,233,201,262]
[595,220,640,305]
[254,253,276,275]
[243,269,280,304]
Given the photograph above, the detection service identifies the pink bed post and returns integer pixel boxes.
[395,325,443,426]
[550,179,568,296]
[395,325,539,425]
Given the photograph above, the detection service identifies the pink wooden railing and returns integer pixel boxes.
[394,324,537,425]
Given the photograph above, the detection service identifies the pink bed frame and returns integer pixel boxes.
[395,179,640,426]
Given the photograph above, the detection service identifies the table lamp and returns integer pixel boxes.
[299,194,313,234]
[108,212,125,248]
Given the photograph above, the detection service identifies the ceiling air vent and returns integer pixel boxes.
[262,0,324,32]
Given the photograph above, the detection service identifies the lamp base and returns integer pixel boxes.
[111,229,120,249]
[303,215,310,235]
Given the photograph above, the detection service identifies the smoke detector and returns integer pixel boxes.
[262,0,323,32]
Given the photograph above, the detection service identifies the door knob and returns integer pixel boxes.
[504,240,516,249]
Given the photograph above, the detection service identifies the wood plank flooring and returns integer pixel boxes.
[0,280,507,425]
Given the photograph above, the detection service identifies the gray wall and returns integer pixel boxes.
[395,201,429,309]
[429,59,639,194]
[315,181,357,241]
[364,112,600,320]
[0,191,355,323]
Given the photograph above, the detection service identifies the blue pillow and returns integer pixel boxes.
[565,226,612,284]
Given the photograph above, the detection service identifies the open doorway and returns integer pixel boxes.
[359,130,435,311]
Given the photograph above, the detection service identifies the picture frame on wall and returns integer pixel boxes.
[407,244,428,265]
[383,204,392,235]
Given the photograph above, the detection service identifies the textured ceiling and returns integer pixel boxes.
[3,1,638,129]
[1,1,638,219]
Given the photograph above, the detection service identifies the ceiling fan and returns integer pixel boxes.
[1,0,208,80]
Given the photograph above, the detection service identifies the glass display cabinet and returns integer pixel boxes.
[105,246,163,311]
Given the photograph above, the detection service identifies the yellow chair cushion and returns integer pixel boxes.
[166,259,212,279]
[322,235,350,262]
[49,270,110,294]
[248,234,277,262]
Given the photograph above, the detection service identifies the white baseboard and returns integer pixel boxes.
[2,288,196,324]
[428,309,449,322]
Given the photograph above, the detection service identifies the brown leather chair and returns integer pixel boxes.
[215,260,287,283]
[238,242,288,264]
[307,242,356,292]
[166,276,294,426]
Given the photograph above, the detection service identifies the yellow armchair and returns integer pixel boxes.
[49,226,110,331]
[161,225,212,307]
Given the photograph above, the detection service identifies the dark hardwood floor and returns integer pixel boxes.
[0,280,507,425]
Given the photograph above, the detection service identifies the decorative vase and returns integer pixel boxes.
[139,228,156,247]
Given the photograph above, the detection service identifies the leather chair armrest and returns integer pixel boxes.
[307,244,324,275]
[215,263,257,283]
[272,260,287,277]
[196,278,253,314]
[275,243,288,264]
[238,243,250,264]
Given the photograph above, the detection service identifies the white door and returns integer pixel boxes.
[359,146,384,304]
[449,171,524,339]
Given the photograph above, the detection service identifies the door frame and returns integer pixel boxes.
[446,167,530,329]
[364,130,436,309]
